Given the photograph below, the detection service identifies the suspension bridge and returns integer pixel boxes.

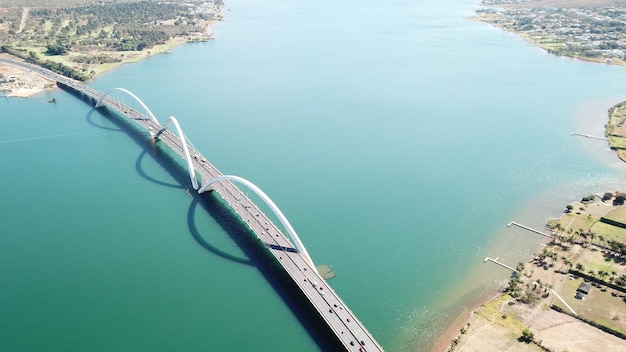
[0,57,383,351]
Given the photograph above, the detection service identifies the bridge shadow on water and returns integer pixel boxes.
[193,183,341,351]
[135,150,182,189]
[85,107,122,132]
[187,197,253,266]
[76,95,342,351]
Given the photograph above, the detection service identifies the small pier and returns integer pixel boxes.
[507,221,553,239]
[483,257,518,273]
[571,133,608,141]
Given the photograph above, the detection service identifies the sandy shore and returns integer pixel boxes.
[429,302,490,352]
[0,58,56,97]
[429,96,626,352]
[435,197,626,352]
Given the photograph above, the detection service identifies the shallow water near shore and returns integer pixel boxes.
[2,0,626,351]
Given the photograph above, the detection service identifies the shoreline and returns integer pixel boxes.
[425,183,571,352]
[431,98,626,351]
[0,16,221,98]
[472,2,626,68]
[429,290,501,352]
[430,236,552,352]
[4,4,626,351]
[438,196,626,352]
[0,56,57,97]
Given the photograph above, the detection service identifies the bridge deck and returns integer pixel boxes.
[0,57,383,351]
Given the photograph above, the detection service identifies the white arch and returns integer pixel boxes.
[198,175,315,268]
[165,116,199,190]
[95,87,161,127]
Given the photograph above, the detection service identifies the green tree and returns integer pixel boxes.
[520,328,534,343]
[581,194,595,202]
[46,43,67,55]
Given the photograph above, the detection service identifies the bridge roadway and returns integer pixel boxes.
[1,57,384,351]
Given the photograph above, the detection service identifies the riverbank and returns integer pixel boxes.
[0,1,222,97]
[427,97,626,352]
[0,57,56,97]
[437,194,626,352]
[473,1,626,67]
[605,101,626,162]
[429,294,498,352]
[0,29,215,97]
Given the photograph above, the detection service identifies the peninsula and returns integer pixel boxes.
[605,101,626,162]
[0,0,223,97]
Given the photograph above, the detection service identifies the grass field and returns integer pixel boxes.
[553,277,626,334]
[609,136,626,149]
[591,222,626,243]
[603,206,626,225]
[558,212,597,233]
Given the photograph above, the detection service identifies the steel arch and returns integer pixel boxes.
[95,87,161,127]
[198,175,314,267]
[165,116,199,190]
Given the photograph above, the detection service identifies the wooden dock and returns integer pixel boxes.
[571,133,608,141]
[483,257,518,273]
[507,221,553,239]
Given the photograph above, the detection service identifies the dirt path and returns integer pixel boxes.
[18,7,29,33]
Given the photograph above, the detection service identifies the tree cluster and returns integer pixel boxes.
[1,46,89,81]
[116,29,169,51]
[45,43,68,56]
[0,0,222,53]
[70,53,121,65]
[606,239,626,258]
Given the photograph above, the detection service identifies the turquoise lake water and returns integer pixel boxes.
[2,0,626,350]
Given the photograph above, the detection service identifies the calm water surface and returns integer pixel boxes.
[2,0,626,351]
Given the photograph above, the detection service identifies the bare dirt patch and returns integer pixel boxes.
[455,314,542,352]
[0,56,55,97]
[531,309,626,352]
[452,292,626,352]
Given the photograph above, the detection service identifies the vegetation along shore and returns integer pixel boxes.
[0,0,223,96]
[442,193,626,352]
[437,1,626,351]
[4,1,626,351]
[473,0,626,67]
[606,101,626,162]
